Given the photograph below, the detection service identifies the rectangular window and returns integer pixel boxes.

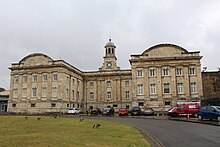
[163,83,170,94]
[32,75,37,82]
[14,76,19,83]
[42,74,48,81]
[42,87,47,97]
[31,104,35,107]
[125,81,129,86]
[125,91,129,99]
[89,92,94,100]
[22,88,27,97]
[176,68,182,76]
[149,69,156,77]
[137,70,143,77]
[162,68,169,76]
[66,88,69,98]
[106,81,112,87]
[138,102,144,106]
[150,84,156,94]
[90,82,94,88]
[77,91,79,99]
[53,74,58,81]
[13,88,18,98]
[12,104,16,107]
[72,90,74,99]
[177,83,184,94]
[190,83,197,93]
[137,84,144,95]
[51,103,56,107]
[32,88,37,97]
[23,75,28,82]
[113,104,118,107]
[107,92,112,99]
[165,101,171,106]
[189,68,195,75]
[52,87,58,97]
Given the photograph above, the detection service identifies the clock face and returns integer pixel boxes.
[106,62,112,68]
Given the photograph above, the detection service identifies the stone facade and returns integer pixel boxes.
[202,71,220,99]
[8,40,203,114]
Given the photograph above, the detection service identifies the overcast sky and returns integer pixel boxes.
[1,0,220,89]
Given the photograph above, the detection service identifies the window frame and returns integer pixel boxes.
[163,83,170,94]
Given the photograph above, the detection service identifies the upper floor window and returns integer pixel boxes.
[32,87,37,97]
[90,82,94,88]
[42,74,48,81]
[137,84,144,95]
[177,83,184,94]
[125,91,130,99]
[137,70,143,77]
[32,75,37,82]
[13,88,18,98]
[163,83,170,94]
[53,74,58,81]
[42,87,47,97]
[23,75,28,82]
[72,90,74,99]
[125,81,129,86]
[22,88,27,97]
[149,69,156,77]
[189,68,196,75]
[190,83,197,93]
[150,84,156,94]
[162,68,169,76]
[107,92,112,100]
[66,88,69,98]
[106,81,112,87]
[176,68,183,76]
[52,87,58,97]
[89,92,94,100]
[14,76,19,83]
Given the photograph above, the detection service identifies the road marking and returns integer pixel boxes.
[130,124,166,147]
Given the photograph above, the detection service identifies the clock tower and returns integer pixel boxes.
[99,39,120,71]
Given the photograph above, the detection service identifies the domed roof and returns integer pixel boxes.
[104,39,116,48]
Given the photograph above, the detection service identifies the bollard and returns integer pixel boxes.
[187,114,190,120]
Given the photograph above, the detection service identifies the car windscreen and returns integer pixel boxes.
[215,106,220,111]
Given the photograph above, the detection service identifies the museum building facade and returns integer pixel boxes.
[8,40,203,113]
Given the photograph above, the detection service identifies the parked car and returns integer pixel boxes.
[90,108,102,115]
[102,107,115,116]
[198,106,220,121]
[142,108,154,116]
[130,106,141,116]
[168,104,200,117]
[118,108,129,116]
[67,108,80,114]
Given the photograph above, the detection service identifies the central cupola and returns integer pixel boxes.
[99,39,120,71]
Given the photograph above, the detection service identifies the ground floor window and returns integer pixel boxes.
[113,104,118,107]
[51,103,56,107]
[31,104,35,107]
[165,101,171,106]
[138,102,144,106]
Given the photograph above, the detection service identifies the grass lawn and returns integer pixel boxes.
[0,116,149,147]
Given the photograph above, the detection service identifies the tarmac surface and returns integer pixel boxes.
[71,115,220,147]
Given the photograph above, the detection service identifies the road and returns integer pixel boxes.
[76,116,220,147]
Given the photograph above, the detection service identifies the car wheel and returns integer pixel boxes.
[217,116,220,122]
[198,115,203,120]
[172,113,177,117]
[194,113,198,118]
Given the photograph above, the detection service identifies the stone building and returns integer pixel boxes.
[202,71,220,99]
[8,40,203,114]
